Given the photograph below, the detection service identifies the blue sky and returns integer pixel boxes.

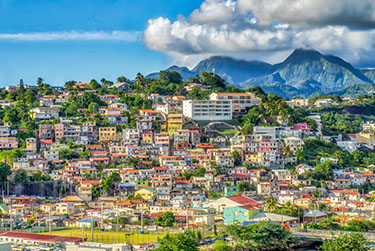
[0,0,374,86]
[0,0,202,86]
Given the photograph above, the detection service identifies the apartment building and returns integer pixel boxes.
[30,107,59,120]
[183,100,232,121]
[0,125,11,137]
[209,92,261,114]
[253,126,282,141]
[25,138,37,152]
[0,137,18,149]
[39,124,53,139]
[167,113,184,134]
[98,127,117,141]
[285,98,309,108]
[81,122,97,142]
[122,129,140,144]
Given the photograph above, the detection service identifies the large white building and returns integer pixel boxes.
[209,92,261,114]
[183,99,232,121]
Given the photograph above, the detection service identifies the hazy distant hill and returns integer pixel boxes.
[146,49,374,98]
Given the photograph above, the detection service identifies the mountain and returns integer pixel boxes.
[146,49,374,98]
[192,56,272,83]
[146,65,197,80]
[361,69,375,83]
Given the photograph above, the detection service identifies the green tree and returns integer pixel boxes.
[14,169,29,184]
[0,163,11,187]
[213,240,232,251]
[231,150,242,166]
[64,80,76,90]
[319,232,369,251]
[314,161,334,180]
[155,212,176,227]
[265,195,278,212]
[89,79,101,90]
[91,184,100,200]
[238,182,251,192]
[101,172,121,195]
[88,102,99,114]
[226,221,295,250]
[210,162,221,176]
[156,231,199,251]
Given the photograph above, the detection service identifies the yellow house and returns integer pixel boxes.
[134,188,157,200]
[167,114,184,135]
[25,138,37,152]
[142,131,153,145]
[132,200,149,210]
[99,127,117,141]
[245,153,258,164]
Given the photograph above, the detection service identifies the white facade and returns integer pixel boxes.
[183,100,232,121]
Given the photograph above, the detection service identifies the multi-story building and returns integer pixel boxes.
[98,127,117,142]
[122,129,140,145]
[39,124,53,139]
[0,137,18,149]
[183,100,232,121]
[54,123,64,141]
[142,131,153,145]
[30,107,59,120]
[167,114,184,134]
[285,98,309,108]
[154,133,170,146]
[209,92,261,114]
[0,125,11,137]
[25,138,37,152]
[81,122,97,143]
[253,126,282,141]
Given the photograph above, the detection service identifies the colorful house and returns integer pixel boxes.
[134,188,157,200]
[223,205,261,225]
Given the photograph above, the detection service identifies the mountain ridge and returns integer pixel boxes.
[146,49,374,98]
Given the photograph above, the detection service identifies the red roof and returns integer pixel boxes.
[330,190,360,195]
[175,181,192,185]
[81,180,100,185]
[40,139,53,144]
[232,173,248,178]
[0,231,84,244]
[227,195,262,206]
[153,167,169,170]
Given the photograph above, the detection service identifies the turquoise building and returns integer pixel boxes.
[224,185,239,196]
[223,205,260,225]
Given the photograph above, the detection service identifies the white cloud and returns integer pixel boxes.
[237,0,375,28]
[143,0,375,67]
[189,0,236,24]
[0,30,141,42]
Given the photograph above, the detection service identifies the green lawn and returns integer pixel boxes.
[42,229,167,244]
[218,129,238,134]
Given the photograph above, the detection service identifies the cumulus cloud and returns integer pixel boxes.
[237,0,375,28]
[143,0,375,67]
[0,30,141,42]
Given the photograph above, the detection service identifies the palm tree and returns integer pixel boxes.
[265,195,278,212]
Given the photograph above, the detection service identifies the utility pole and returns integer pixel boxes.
[116,212,119,232]
[101,202,104,231]
[10,198,13,232]
[82,223,84,241]
[49,210,52,235]
[141,211,144,233]
[91,214,94,242]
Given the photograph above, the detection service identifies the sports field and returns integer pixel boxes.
[42,229,166,244]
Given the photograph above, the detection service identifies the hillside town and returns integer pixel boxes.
[0,75,375,250]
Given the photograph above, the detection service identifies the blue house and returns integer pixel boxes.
[223,204,261,225]
[224,185,239,196]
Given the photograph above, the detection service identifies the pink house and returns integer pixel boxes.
[293,123,311,132]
